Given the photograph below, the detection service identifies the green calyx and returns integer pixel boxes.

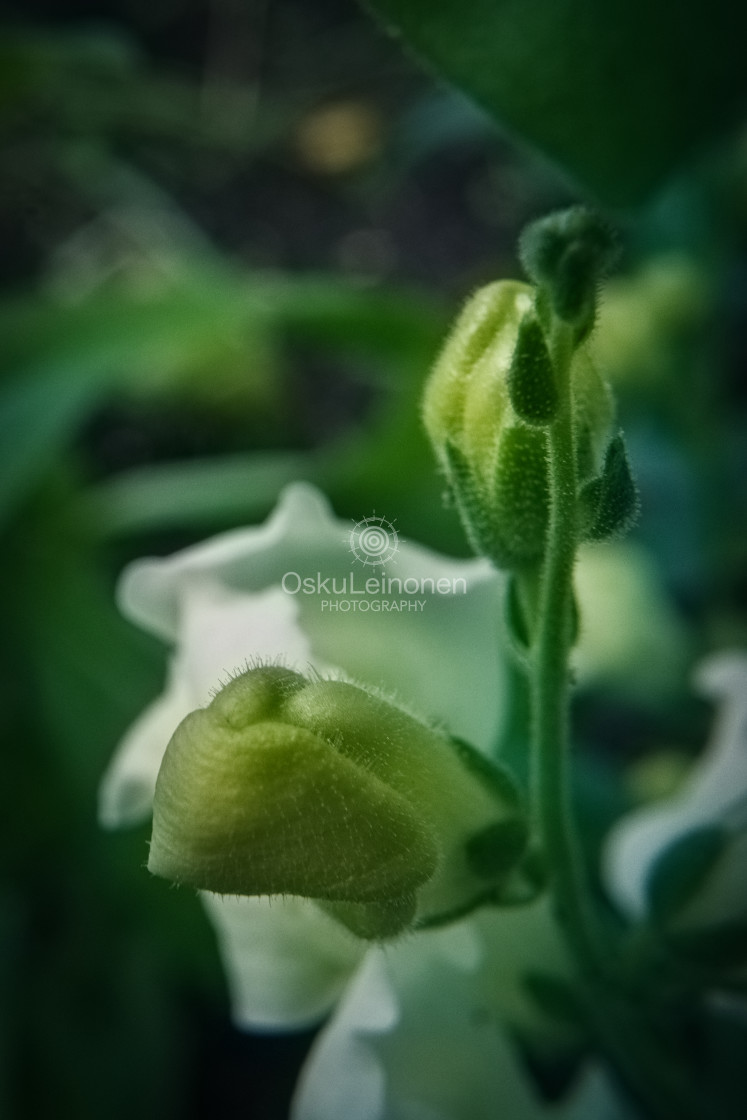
[149,666,528,940]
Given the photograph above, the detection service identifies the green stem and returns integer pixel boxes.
[529,326,608,974]
[527,325,701,1120]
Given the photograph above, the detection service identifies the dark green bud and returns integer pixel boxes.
[519,207,618,340]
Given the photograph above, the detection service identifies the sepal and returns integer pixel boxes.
[507,313,558,425]
[579,433,639,541]
[492,425,549,567]
[664,920,747,972]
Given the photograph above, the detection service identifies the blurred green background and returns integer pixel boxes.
[1,1,746,1117]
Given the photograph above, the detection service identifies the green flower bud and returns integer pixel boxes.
[519,207,618,340]
[423,280,614,569]
[149,666,528,940]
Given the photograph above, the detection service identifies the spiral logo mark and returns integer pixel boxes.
[349,515,399,566]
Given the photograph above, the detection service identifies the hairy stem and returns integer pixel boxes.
[529,325,607,971]
[527,324,700,1120]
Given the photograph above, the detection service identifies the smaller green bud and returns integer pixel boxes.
[507,313,558,425]
[149,666,528,940]
[579,433,639,541]
[423,261,616,569]
[519,207,618,340]
[423,281,550,570]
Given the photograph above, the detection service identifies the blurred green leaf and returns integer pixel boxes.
[0,360,108,526]
[82,452,313,536]
[0,269,275,524]
[8,496,163,798]
[0,29,277,151]
[360,0,747,205]
[0,263,442,526]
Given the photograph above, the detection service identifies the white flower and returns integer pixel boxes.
[604,651,747,931]
[101,482,630,1116]
[100,482,507,1030]
[293,907,630,1120]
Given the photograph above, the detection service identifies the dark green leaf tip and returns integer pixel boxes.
[580,433,639,541]
[508,314,558,425]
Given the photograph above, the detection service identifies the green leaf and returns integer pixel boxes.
[80,452,313,537]
[0,360,109,526]
[360,0,747,205]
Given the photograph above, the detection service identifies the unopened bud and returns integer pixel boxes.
[149,666,528,939]
[519,207,618,340]
[423,279,613,569]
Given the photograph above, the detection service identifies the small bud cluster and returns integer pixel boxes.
[423,208,637,573]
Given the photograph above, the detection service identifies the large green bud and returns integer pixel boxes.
[423,280,613,570]
[149,666,528,940]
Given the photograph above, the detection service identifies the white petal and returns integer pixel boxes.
[200,894,365,1031]
[175,583,334,704]
[293,921,629,1120]
[101,586,333,828]
[98,660,193,828]
[297,556,504,754]
[116,480,505,752]
[117,484,342,641]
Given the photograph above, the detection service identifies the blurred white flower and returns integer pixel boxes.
[573,541,689,700]
[293,906,629,1120]
[604,650,747,931]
